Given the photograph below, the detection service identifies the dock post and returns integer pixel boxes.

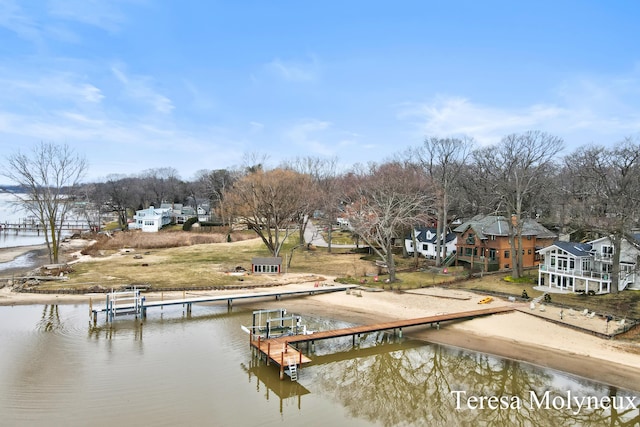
[267,342,271,365]
[280,352,284,380]
[399,328,403,338]
[227,299,233,308]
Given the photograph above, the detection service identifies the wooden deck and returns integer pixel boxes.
[251,336,312,380]
[253,305,515,380]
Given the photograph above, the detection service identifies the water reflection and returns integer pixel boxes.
[1,304,638,426]
[307,340,640,426]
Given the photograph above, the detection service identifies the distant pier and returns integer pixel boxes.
[0,219,90,233]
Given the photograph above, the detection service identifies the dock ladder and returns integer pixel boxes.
[286,360,298,381]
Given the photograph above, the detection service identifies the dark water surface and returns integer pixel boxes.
[0,303,638,427]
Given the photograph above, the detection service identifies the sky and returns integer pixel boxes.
[1,1,639,182]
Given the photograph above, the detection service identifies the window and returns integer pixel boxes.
[489,248,496,260]
[601,245,613,258]
[504,251,510,259]
[528,249,532,255]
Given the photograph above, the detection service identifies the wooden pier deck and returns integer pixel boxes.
[251,336,312,380]
[252,305,515,380]
[91,285,356,320]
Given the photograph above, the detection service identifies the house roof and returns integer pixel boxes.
[538,241,592,257]
[252,257,282,264]
[406,227,456,244]
[453,214,556,239]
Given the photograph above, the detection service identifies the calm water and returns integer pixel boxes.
[0,302,638,427]
[0,192,47,249]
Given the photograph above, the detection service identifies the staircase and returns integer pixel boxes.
[442,252,456,267]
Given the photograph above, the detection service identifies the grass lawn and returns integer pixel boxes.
[24,230,640,324]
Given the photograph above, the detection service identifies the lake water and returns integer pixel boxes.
[0,192,47,249]
[1,302,638,427]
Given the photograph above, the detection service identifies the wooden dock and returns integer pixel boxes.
[0,220,90,233]
[251,306,515,380]
[91,285,356,321]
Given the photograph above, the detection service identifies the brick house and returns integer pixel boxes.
[453,214,556,272]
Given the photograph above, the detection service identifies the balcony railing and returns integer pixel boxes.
[539,265,611,282]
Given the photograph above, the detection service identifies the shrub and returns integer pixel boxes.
[182,217,199,231]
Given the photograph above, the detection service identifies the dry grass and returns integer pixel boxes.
[81,230,254,256]
[27,230,640,326]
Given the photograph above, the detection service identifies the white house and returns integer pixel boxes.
[537,234,640,294]
[131,206,172,232]
[405,227,457,260]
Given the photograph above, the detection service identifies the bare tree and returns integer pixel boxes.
[98,174,142,230]
[414,137,472,266]
[564,138,640,293]
[473,131,564,278]
[140,167,183,207]
[2,142,87,264]
[191,168,239,226]
[224,168,314,257]
[282,156,340,250]
[344,161,434,283]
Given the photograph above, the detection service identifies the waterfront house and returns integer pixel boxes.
[453,214,556,272]
[404,227,457,260]
[131,206,172,232]
[537,234,640,294]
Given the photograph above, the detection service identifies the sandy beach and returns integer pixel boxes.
[1,244,639,393]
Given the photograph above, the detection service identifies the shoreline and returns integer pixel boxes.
[4,283,637,393]
[1,243,639,394]
[0,244,48,263]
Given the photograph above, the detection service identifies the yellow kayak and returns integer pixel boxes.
[478,297,493,304]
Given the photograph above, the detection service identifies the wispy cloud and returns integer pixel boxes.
[266,56,320,82]
[284,119,332,155]
[47,0,128,33]
[111,65,174,114]
[398,76,640,147]
[0,0,44,44]
[0,72,105,109]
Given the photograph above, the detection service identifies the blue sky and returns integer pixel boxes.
[1,1,639,182]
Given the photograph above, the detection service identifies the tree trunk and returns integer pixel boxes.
[386,240,396,283]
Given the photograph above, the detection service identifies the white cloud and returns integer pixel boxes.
[47,0,128,33]
[249,121,264,132]
[0,73,104,105]
[0,0,43,44]
[110,65,174,114]
[284,119,338,156]
[398,84,640,148]
[266,56,320,82]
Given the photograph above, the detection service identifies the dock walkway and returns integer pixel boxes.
[91,285,356,321]
[252,305,515,380]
